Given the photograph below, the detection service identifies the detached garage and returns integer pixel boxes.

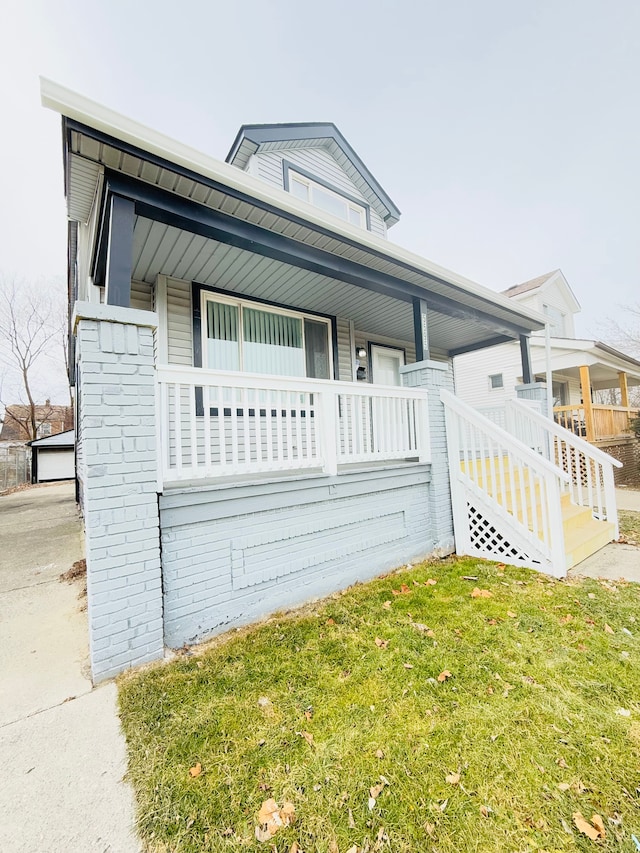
[29,429,75,483]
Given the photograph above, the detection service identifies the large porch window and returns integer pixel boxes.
[202,293,332,380]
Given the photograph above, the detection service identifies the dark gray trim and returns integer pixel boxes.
[66,119,543,335]
[449,335,514,357]
[103,172,535,344]
[226,122,401,222]
[519,334,533,385]
[412,297,430,362]
[105,195,134,308]
[282,159,372,231]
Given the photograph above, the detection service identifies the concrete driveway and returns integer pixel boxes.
[0,483,140,853]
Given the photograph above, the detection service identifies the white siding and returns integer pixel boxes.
[515,284,576,338]
[454,341,523,408]
[167,278,193,366]
[254,149,387,238]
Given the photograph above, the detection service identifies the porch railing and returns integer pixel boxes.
[553,404,639,442]
[157,365,430,483]
[508,399,621,531]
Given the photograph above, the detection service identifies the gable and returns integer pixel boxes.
[226,123,400,232]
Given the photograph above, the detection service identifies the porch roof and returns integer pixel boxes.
[531,337,640,390]
[42,78,547,357]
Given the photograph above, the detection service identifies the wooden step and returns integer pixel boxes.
[563,518,617,570]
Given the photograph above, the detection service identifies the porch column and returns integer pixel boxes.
[412,297,430,362]
[73,301,163,683]
[619,371,630,408]
[579,364,595,442]
[105,195,134,308]
[401,360,455,555]
[519,334,533,385]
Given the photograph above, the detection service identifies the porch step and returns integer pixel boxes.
[461,459,616,571]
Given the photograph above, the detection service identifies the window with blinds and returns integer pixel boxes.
[204,295,332,379]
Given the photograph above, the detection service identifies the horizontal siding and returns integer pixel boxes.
[454,341,522,408]
[336,317,354,381]
[130,280,153,311]
[255,149,387,238]
[354,329,416,378]
[167,278,193,366]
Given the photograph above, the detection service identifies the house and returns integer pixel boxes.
[41,80,621,683]
[29,429,75,483]
[0,402,73,442]
[454,270,640,484]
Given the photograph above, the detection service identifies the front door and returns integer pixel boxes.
[371,345,405,386]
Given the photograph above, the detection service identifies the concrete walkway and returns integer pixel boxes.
[0,483,140,853]
[616,486,640,512]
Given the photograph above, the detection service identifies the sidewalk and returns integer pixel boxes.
[616,486,640,512]
[0,483,140,853]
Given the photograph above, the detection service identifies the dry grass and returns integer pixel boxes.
[119,557,640,852]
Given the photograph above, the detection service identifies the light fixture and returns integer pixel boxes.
[356,347,367,359]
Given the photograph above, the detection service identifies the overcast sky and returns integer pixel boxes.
[1,0,638,400]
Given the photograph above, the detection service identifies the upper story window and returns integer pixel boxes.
[37,422,52,438]
[283,160,370,230]
[202,292,332,381]
[543,304,566,336]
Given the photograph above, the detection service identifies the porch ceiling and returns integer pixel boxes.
[133,216,499,354]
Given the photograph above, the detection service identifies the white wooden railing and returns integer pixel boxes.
[157,365,430,483]
[506,399,621,534]
[441,389,570,576]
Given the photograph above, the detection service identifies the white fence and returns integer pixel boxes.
[157,366,430,483]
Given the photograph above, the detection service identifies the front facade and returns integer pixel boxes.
[43,81,575,682]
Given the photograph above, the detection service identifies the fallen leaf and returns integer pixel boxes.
[471,587,493,598]
[445,772,460,785]
[425,578,437,586]
[560,614,573,624]
[615,707,631,717]
[258,799,280,825]
[188,763,202,778]
[290,843,300,853]
[280,803,296,826]
[439,798,449,812]
[301,731,314,746]
[304,710,313,721]
[403,663,414,669]
[487,618,498,626]
[591,814,606,838]
[425,821,435,835]
[411,622,429,633]
[375,748,385,759]
[374,637,389,649]
[426,629,436,638]
[392,584,411,595]
[558,782,570,791]
[255,825,273,843]
[506,611,517,618]
[588,593,596,599]
[326,618,335,626]
[604,623,614,634]
[556,757,568,769]
[370,782,385,799]
[573,811,604,840]
[437,670,452,682]
[222,827,234,836]
[348,808,355,828]
[480,805,491,817]
[382,600,391,610]
[462,575,479,581]
[345,847,359,853]
[328,842,339,853]
[496,563,506,569]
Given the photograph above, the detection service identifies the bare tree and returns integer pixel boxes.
[600,303,640,357]
[0,277,67,441]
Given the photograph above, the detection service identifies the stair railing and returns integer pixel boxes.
[441,389,570,576]
[505,399,622,537]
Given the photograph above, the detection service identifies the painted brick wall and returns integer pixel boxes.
[74,303,164,682]
[401,360,455,555]
[160,466,434,647]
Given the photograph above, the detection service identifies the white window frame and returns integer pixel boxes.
[200,291,334,380]
[288,169,367,229]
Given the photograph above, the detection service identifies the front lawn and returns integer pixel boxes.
[619,510,640,545]
[119,557,640,852]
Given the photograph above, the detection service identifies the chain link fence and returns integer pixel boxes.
[0,443,31,491]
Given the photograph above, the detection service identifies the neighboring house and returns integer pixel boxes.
[454,270,640,483]
[0,402,73,442]
[41,80,621,683]
[29,429,75,483]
